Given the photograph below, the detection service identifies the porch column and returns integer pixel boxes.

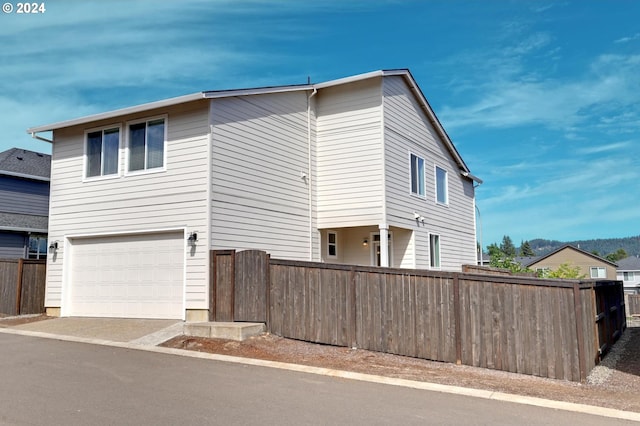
[379,224,389,267]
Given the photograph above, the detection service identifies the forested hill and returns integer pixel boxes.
[527,236,640,257]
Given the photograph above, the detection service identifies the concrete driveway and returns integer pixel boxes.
[8,316,183,344]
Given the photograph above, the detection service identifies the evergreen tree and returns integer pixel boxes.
[520,240,535,257]
[500,235,516,257]
[606,248,628,263]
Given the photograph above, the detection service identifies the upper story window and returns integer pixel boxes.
[590,267,606,279]
[410,153,425,197]
[85,127,120,178]
[128,117,166,173]
[435,166,448,205]
[623,271,636,281]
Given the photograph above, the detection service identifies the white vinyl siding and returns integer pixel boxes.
[45,100,210,312]
[382,75,476,270]
[210,91,314,260]
[316,77,384,228]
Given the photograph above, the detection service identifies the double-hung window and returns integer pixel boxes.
[327,231,337,258]
[128,117,166,172]
[590,267,606,279]
[410,153,425,196]
[86,127,120,178]
[435,166,448,205]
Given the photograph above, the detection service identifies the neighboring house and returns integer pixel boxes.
[522,245,617,280]
[617,256,640,294]
[27,69,482,321]
[0,148,50,259]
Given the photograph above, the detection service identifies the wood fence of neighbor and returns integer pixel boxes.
[0,259,47,316]
[628,295,640,316]
[210,250,626,383]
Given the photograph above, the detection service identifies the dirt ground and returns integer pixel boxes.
[161,320,640,414]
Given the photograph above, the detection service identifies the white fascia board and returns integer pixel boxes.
[0,226,48,233]
[204,84,312,98]
[26,92,206,134]
[0,170,50,182]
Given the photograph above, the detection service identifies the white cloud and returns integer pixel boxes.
[614,33,640,43]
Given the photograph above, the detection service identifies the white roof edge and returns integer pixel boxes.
[204,84,312,98]
[27,92,206,133]
[0,226,48,233]
[0,170,50,182]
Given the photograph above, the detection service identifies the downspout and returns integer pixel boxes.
[307,87,317,261]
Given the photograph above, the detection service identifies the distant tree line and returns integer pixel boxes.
[483,235,635,278]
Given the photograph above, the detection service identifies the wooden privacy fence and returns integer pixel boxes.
[628,295,640,316]
[210,250,625,382]
[0,259,46,316]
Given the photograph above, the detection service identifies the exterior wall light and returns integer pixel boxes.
[363,239,368,247]
[187,232,198,245]
[48,241,58,251]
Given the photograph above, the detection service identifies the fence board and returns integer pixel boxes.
[234,250,268,322]
[0,259,19,315]
[629,295,640,316]
[0,259,45,316]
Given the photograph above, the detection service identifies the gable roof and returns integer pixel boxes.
[528,244,618,268]
[617,256,640,271]
[0,148,51,181]
[26,69,481,184]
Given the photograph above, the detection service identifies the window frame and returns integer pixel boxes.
[327,231,338,259]
[409,152,426,198]
[27,234,48,260]
[125,115,168,176]
[429,233,441,269]
[590,266,607,279]
[435,165,449,206]
[83,124,122,180]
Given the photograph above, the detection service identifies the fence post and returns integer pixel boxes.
[573,282,587,382]
[349,266,357,349]
[15,258,24,315]
[453,273,462,365]
[265,253,271,332]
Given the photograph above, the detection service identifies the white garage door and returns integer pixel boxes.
[68,232,184,319]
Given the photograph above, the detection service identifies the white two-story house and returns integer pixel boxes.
[28,69,482,321]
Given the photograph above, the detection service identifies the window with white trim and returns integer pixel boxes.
[435,166,448,205]
[410,153,425,196]
[429,234,441,268]
[27,234,47,260]
[85,127,120,177]
[128,117,166,172]
[590,267,606,279]
[327,231,337,258]
[624,271,636,281]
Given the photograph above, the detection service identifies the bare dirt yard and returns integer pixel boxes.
[162,319,640,414]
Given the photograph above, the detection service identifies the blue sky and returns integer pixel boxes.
[1,0,639,249]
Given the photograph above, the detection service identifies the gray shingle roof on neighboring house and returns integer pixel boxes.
[0,148,51,180]
[0,212,48,233]
[617,256,640,271]
[514,256,542,267]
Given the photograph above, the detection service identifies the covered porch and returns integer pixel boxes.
[318,225,415,268]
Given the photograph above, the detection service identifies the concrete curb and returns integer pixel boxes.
[1,326,639,423]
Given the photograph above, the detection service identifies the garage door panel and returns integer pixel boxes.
[69,232,184,319]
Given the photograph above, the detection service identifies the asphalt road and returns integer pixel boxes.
[0,333,634,425]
